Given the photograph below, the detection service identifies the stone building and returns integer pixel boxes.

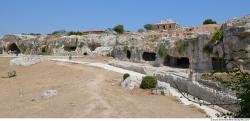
[152,19,180,31]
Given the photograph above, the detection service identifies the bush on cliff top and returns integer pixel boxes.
[203,19,217,25]
[123,73,130,80]
[113,25,124,34]
[140,76,157,89]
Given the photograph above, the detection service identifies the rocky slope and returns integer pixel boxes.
[1,14,250,73]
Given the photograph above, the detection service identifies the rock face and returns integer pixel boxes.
[1,15,250,73]
[122,75,142,90]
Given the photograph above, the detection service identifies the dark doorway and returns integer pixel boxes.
[164,55,190,68]
[88,43,101,51]
[212,57,226,72]
[126,50,131,59]
[142,52,156,61]
[7,43,21,54]
[176,57,190,68]
[64,46,76,52]
[41,46,47,53]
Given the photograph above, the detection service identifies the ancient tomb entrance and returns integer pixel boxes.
[0,47,2,54]
[6,43,21,54]
[142,52,156,61]
[164,55,190,68]
[41,45,48,53]
[64,45,77,52]
[88,43,101,51]
[126,50,131,59]
[212,57,226,72]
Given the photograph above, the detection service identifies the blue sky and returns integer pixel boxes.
[0,0,249,35]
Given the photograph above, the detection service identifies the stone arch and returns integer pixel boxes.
[6,43,21,54]
[142,52,156,61]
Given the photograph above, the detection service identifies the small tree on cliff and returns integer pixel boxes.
[203,19,217,25]
[144,24,153,31]
[113,25,124,34]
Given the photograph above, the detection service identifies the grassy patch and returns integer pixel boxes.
[176,40,188,55]
[158,44,167,58]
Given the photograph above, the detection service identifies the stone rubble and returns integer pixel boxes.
[42,90,58,99]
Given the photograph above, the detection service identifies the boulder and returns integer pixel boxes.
[121,75,142,90]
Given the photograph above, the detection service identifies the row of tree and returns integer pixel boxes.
[43,19,218,35]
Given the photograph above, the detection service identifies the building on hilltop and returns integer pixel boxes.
[152,19,180,31]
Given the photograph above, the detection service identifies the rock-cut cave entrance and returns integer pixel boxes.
[142,52,156,61]
[126,50,131,59]
[64,45,77,52]
[164,55,190,68]
[7,43,21,54]
[212,57,226,72]
[88,43,101,51]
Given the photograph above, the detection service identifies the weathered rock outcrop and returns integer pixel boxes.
[0,15,250,73]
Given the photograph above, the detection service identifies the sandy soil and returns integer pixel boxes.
[0,57,206,118]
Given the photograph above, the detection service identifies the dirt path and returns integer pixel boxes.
[0,58,206,118]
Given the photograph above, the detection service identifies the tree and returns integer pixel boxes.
[144,24,153,31]
[203,19,217,25]
[138,28,145,33]
[113,25,124,34]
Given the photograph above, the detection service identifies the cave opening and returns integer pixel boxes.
[142,52,156,61]
[41,46,47,53]
[88,43,101,51]
[164,55,190,68]
[126,50,131,59]
[7,43,21,54]
[212,57,226,72]
[64,46,77,52]
[83,52,88,55]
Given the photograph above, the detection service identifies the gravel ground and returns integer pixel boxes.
[0,57,206,118]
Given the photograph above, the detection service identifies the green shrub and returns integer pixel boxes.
[38,52,50,55]
[158,44,167,58]
[140,76,157,89]
[144,24,153,31]
[50,30,67,35]
[176,40,188,55]
[78,42,85,48]
[123,46,129,52]
[236,73,250,117]
[211,30,224,44]
[188,38,198,46]
[67,31,84,36]
[203,19,217,25]
[113,25,124,34]
[203,43,213,55]
[123,73,130,80]
[138,28,145,33]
